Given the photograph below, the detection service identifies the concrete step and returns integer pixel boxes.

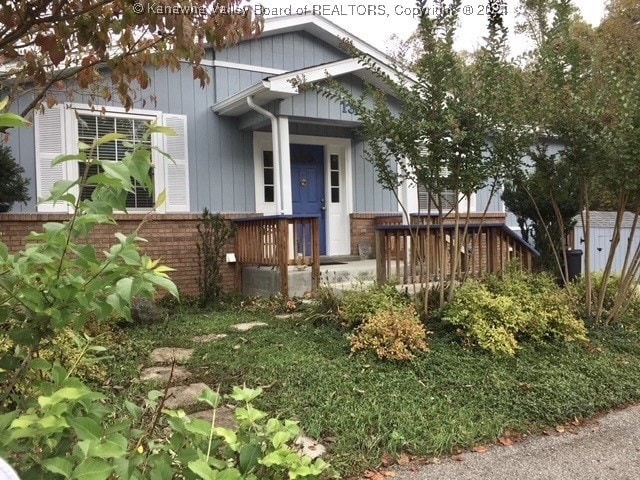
[319,259,376,285]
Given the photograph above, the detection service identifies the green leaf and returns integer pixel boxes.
[216,469,243,480]
[53,153,86,166]
[198,389,220,408]
[148,125,176,136]
[124,400,144,420]
[187,459,217,480]
[229,386,263,403]
[48,180,77,201]
[95,132,127,146]
[156,190,167,208]
[147,275,179,298]
[72,458,112,480]
[115,277,134,304]
[271,430,291,449]
[88,433,127,458]
[42,457,73,478]
[0,111,29,128]
[29,358,52,371]
[100,162,133,190]
[239,444,262,474]
[0,411,20,431]
[67,417,102,441]
[149,461,173,480]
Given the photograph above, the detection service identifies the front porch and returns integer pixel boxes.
[233,214,538,297]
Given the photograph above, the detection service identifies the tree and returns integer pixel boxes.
[514,0,640,323]
[305,0,530,310]
[0,141,30,212]
[0,0,262,119]
[502,146,581,274]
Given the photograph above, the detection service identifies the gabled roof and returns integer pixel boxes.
[258,14,398,71]
[575,211,640,229]
[214,15,414,116]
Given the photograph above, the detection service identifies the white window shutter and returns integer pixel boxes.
[34,104,69,212]
[161,114,190,212]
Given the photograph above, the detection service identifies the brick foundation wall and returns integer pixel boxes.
[350,213,403,257]
[0,213,256,297]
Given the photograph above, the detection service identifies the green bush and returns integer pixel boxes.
[442,267,588,355]
[336,283,411,329]
[0,108,336,479]
[1,376,336,479]
[571,273,640,326]
[197,209,235,308]
[350,305,430,361]
[130,295,167,326]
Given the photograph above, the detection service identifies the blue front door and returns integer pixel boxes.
[291,144,326,255]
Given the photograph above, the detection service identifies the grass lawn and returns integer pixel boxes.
[109,307,640,477]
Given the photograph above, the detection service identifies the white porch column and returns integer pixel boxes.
[399,161,419,223]
[276,116,292,214]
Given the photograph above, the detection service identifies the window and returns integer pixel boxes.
[417,167,458,211]
[77,113,154,208]
[418,185,458,211]
[34,104,190,213]
[263,150,275,203]
[330,154,340,203]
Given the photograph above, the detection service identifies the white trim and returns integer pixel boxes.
[277,117,292,214]
[253,131,353,255]
[67,103,162,119]
[213,60,286,75]
[64,103,170,213]
[267,58,365,93]
[261,15,404,77]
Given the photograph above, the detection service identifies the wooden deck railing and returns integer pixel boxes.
[234,215,320,296]
[375,222,538,285]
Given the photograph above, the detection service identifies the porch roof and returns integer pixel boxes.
[212,57,401,117]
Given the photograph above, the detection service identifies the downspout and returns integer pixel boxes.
[246,96,284,215]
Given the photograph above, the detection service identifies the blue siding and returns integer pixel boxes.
[278,74,365,123]
[476,183,502,213]
[217,32,347,71]
[352,137,397,213]
[6,64,255,214]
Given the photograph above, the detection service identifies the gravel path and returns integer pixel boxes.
[392,405,640,480]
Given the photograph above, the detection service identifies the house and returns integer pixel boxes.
[1,14,522,295]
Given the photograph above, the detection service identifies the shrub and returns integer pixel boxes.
[350,305,430,361]
[130,295,167,326]
[0,109,336,479]
[197,209,235,308]
[1,376,337,479]
[442,267,588,355]
[571,273,640,326]
[0,141,30,212]
[337,283,411,329]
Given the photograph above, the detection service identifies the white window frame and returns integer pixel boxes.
[65,104,167,213]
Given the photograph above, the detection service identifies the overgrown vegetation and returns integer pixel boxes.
[442,267,587,355]
[0,108,334,480]
[571,273,640,328]
[319,283,411,329]
[196,208,236,308]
